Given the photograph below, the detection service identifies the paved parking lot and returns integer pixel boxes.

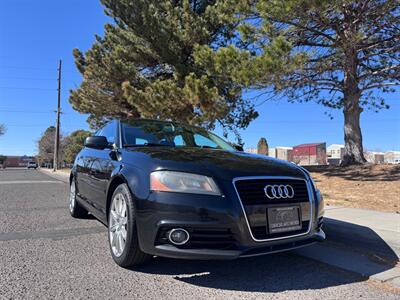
[0,169,398,299]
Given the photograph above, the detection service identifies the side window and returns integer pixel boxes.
[135,138,148,145]
[194,133,218,148]
[174,135,185,146]
[99,122,116,144]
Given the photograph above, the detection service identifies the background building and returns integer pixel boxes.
[327,144,345,159]
[268,148,276,158]
[292,143,327,166]
[245,147,258,154]
[276,147,293,161]
[364,151,385,164]
[2,156,36,168]
[327,144,345,165]
[384,151,400,164]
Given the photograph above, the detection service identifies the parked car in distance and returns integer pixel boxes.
[27,161,38,169]
[69,119,325,267]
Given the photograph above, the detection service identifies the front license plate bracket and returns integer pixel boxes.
[267,206,302,234]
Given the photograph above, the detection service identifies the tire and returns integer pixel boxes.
[108,183,152,267]
[69,179,88,218]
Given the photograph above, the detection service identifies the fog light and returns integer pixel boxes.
[168,228,190,245]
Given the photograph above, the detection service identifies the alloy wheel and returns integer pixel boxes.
[109,193,128,257]
[69,181,76,213]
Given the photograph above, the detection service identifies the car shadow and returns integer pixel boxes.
[132,251,364,293]
[131,218,399,293]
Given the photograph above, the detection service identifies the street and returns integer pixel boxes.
[0,169,398,299]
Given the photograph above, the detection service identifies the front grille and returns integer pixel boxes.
[156,227,237,250]
[234,178,311,240]
[235,178,309,205]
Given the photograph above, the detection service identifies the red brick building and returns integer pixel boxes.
[3,156,36,167]
[292,143,327,166]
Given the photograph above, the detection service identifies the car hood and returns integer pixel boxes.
[124,147,306,181]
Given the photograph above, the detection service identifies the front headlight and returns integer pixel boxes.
[150,171,222,196]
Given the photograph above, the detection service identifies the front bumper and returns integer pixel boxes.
[135,178,325,260]
[152,229,325,260]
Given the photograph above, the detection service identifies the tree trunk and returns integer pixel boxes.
[341,94,367,166]
[341,17,366,166]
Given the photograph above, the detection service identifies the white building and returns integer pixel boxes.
[275,146,293,161]
[245,147,258,154]
[384,151,400,164]
[365,151,385,164]
[268,148,276,158]
[327,144,345,159]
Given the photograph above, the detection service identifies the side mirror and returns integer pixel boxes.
[234,144,244,152]
[84,136,111,150]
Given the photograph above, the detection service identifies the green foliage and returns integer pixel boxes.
[0,155,7,164]
[63,130,91,164]
[195,0,399,164]
[70,0,258,137]
[197,0,399,111]
[37,126,56,163]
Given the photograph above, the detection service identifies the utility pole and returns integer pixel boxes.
[53,60,62,171]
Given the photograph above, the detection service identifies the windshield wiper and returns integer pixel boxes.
[123,143,175,148]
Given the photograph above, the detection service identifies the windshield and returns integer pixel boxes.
[121,120,235,151]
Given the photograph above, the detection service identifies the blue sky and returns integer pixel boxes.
[0,0,399,156]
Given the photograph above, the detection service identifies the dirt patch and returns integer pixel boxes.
[306,164,400,213]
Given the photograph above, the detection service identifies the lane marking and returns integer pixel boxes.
[0,180,63,185]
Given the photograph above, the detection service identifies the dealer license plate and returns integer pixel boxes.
[267,206,302,234]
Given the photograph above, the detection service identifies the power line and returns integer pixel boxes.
[0,65,56,71]
[4,124,52,127]
[0,86,57,91]
[0,77,79,85]
[0,109,60,114]
[0,65,77,74]
[0,76,57,81]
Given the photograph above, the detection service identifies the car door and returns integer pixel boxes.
[75,149,95,202]
[86,121,118,215]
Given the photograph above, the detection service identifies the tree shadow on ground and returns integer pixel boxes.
[305,164,400,182]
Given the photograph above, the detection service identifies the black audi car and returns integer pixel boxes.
[69,119,325,267]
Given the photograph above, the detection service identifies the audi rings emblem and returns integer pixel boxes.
[264,184,295,199]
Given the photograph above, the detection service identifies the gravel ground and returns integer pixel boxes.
[0,169,398,299]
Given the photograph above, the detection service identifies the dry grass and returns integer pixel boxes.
[307,164,400,213]
[58,168,71,174]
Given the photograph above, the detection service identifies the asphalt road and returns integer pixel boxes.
[0,169,398,299]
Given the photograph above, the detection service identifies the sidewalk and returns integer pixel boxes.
[325,206,400,258]
[39,168,70,183]
[294,206,400,287]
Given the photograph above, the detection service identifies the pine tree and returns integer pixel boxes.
[257,137,269,155]
[70,0,258,136]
